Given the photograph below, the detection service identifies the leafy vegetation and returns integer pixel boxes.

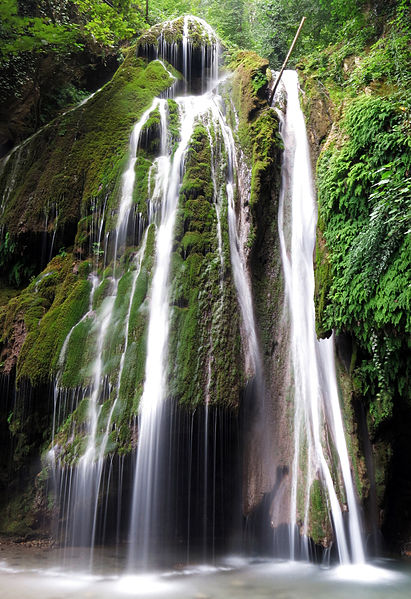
[72,0,147,47]
[0,1,148,62]
[0,0,79,60]
[315,75,410,434]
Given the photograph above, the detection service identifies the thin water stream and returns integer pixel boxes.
[276,70,364,563]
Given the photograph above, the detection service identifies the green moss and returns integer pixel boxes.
[0,50,175,253]
[133,155,153,218]
[168,123,244,408]
[314,226,332,337]
[118,226,156,408]
[92,277,114,311]
[167,99,181,153]
[335,357,368,502]
[140,106,162,155]
[5,255,92,385]
[0,283,19,307]
[314,92,410,435]
[309,479,330,545]
[228,51,282,264]
[249,109,282,210]
[0,255,90,379]
[18,277,91,385]
[60,317,95,388]
[229,50,270,126]
[181,231,212,255]
[53,226,157,463]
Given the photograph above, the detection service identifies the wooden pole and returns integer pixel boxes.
[269,16,306,105]
[146,0,149,22]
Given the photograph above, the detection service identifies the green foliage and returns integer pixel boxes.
[299,2,410,101]
[245,0,366,68]
[347,17,411,92]
[202,0,249,47]
[316,91,411,433]
[251,71,268,95]
[72,0,146,47]
[0,52,174,253]
[0,0,149,66]
[0,0,80,62]
[145,0,193,23]
[0,232,36,287]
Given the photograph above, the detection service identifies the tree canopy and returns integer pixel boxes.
[1,1,408,68]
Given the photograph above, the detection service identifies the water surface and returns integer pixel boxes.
[0,547,409,599]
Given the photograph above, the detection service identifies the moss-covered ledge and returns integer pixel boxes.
[228,51,282,251]
[0,254,92,386]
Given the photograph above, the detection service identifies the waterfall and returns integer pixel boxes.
[276,70,365,564]
[45,16,245,570]
[48,96,168,559]
[127,83,263,566]
[139,15,219,95]
[127,95,201,567]
[41,19,366,573]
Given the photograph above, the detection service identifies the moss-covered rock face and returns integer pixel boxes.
[168,123,244,408]
[50,226,156,462]
[228,49,288,524]
[301,37,411,550]
[0,255,87,381]
[137,18,185,48]
[0,51,174,287]
[0,39,178,473]
[308,479,332,547]
[230,51,270,137]
[228,50,281,251]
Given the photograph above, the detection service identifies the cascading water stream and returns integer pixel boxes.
[128,93,217,567]
[48,94,169,560]
[127,18,229,568]
[205,96,262,379]
[276,70,365,564]
[45,17,233,570]
[114,97,161,267]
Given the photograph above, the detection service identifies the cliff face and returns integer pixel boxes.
[0,20,284,544]
[299,21,411,551]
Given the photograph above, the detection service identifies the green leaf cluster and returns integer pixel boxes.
[299,2,410,100]
[316,92,411,432]
[72,0,146,47]
[0,0,80,61]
